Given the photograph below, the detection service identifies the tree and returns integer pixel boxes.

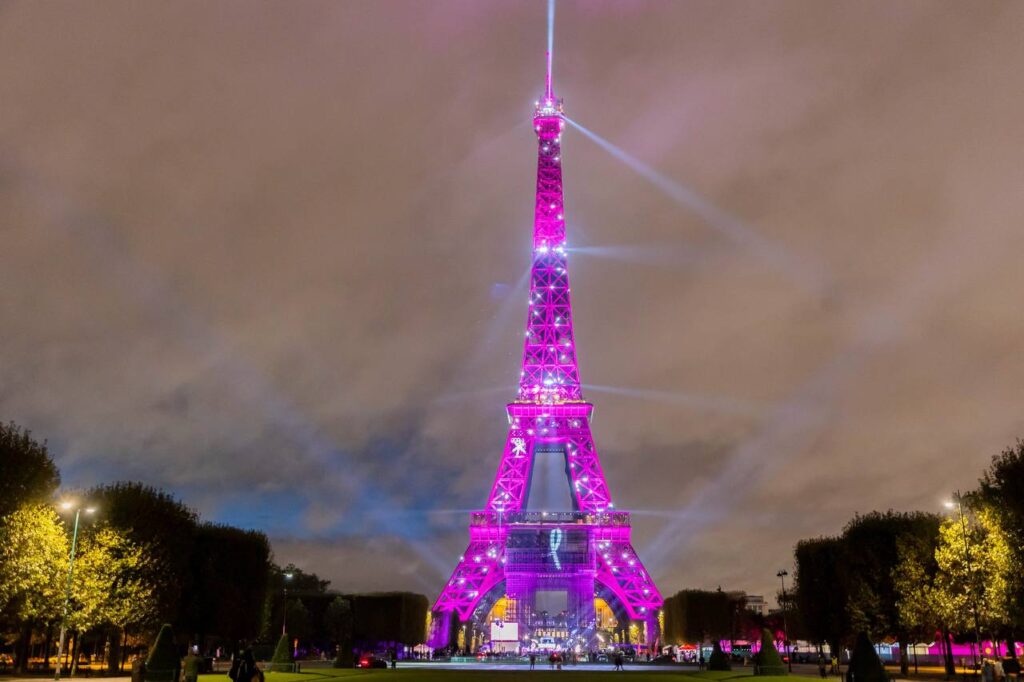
[709,640,731,670]
[0,505,69,673]
[269,633,292,672]
[62,526,135,676]
[979,440,1024,540]
[978,440,1024,646]
[795,537,849,657]
[842,511,941,676]
[285,599,311,642]
[325,597,353,667]
[349,592,429,648]
[754,627,786,676]
[934,502,1012,652]
[89,483,197,626]
[847,631,887,682]
[662,589,734,644]
[261,563,329,640]
[144,623,180,682]
[892,532,946,674]
[181,524,269,649]
[63,525,159,672]
[0,421,60,517]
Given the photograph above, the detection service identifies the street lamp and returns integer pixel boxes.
[54,502,96,681]
[281,572,294,635]
[945,492,983,672]
[777,569,792,672]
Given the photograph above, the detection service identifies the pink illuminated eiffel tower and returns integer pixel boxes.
[429,48,662,651]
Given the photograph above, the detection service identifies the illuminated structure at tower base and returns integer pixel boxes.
[429,45,662,654]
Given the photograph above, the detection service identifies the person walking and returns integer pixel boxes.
[233,649,262,682]
[818,655,827,678]
[183,647,201,682]
[227,643,246,682]
[699,651,706,671]
[130,655,146,682]
[529,653,536,670]
[984,660,997,682]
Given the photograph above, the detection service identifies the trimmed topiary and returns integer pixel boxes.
[709,641,731,671]
[144,624,180,682]
[269,633,292,672]
[846,632,887,682]
[754,628,787,676]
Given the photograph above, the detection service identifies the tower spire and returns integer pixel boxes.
[526,20,574,404]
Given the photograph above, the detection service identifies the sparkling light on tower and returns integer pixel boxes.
[428,8,662,651]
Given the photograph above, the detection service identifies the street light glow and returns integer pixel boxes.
[944,501,956,509]
[60,501,73,510]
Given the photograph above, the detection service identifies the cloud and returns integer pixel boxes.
[1,0,1023,602]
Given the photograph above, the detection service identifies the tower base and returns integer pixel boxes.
[430,511,661,654]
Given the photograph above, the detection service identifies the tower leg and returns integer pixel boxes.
[567,574,596,642]
[428,610,452,649]
[646,612,661,650]
[430,536,505,650]
[505,573,537,641]
[595,540,662,643]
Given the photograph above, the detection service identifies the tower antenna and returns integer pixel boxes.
[545,0,555,100]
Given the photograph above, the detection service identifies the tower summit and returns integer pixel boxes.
[521,64,579,405]
[429,16,662,654]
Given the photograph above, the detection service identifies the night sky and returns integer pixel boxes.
[2,1,1023,603]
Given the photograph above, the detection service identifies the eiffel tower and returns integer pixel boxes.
[428,39,662,654]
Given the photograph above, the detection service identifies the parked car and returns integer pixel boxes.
[357,655,388,669]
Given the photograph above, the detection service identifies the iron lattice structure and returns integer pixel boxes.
[429,73,662,651]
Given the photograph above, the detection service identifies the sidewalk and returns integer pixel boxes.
[0,678,130,682]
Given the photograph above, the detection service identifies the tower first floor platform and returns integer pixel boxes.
[429,511,662,653]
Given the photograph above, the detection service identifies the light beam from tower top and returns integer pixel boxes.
[536,0,562,117]
[545,49,553,101]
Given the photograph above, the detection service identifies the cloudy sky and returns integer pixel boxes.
[2,1,1023,602]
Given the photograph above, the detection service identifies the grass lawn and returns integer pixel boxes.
[199,669,797,682]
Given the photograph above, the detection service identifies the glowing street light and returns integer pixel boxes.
[777,569,792,672]
[54,501,96,681]
[282,572,294,635]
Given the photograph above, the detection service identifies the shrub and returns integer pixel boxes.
[846,632,887,682]
[754,628,787,676]
[269,633,292,672]
[144,624,179,682]
[709,641,731,671]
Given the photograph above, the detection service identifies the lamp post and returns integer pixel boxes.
[945,492,982,672]
[777,569,792,672]
[55,502,95,681]
[281,572,294,635]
